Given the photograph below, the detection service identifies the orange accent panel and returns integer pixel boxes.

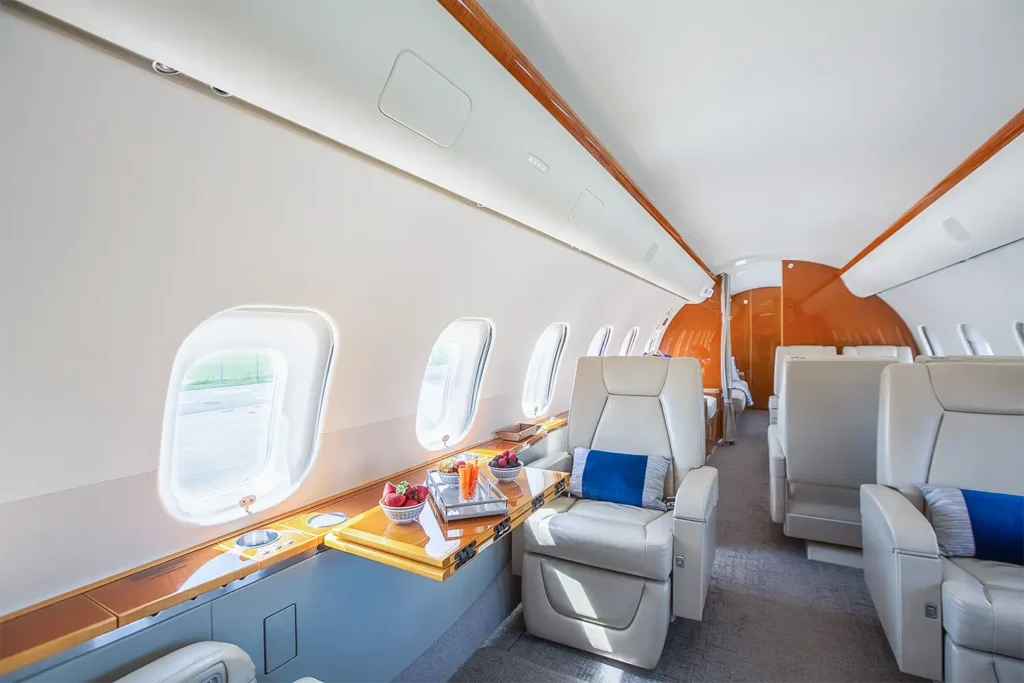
[436,0,713,279]
[748,287,781,409]
[841,109,1024,275]
[782,261,919,351]
[0,596,116,675]
[660,276,723,387]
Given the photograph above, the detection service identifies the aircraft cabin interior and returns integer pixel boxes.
[1,1,1023,682]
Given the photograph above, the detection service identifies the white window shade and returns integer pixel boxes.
[522,323,569,418]
[619,327,639,356]
[159,307,335,526]
[957,323,994,356]
[1014,321,1024,355]
[586,326,613,357]
[416,318,493,450]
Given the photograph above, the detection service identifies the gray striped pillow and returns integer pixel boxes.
[921,485,976,557]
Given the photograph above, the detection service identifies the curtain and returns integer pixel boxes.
[720,273,737,443]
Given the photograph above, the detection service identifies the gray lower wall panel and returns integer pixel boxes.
[6,539,511,683]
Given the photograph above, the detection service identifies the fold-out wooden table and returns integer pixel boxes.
[324,461,568,580]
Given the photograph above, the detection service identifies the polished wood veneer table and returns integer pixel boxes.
[325,462,568,580]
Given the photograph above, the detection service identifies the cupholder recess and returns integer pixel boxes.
[307,512,347,528]
[235,529,280,548]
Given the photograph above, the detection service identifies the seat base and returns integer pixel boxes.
[806,541,862,568]
[523,552,670,669]
[945,636,1024,683]
[784,483,862,548]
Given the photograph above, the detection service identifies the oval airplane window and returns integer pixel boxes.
[416,318,494,450]
[619,326,639,356]
[1013,321,1024,355]
[917,325,943,356]
[158,307,335,526]
[522,323,569,418]
[957,323,993,356]
[586,325,613,356]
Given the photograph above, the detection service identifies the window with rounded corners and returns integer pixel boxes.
[619,327,639,356]
[1013,321,1024,355]
[522,323,569,418]
[917,325,943,357]
[159,307,335,526]
[643,332,657,355]
[957,323,993,356]
[586,325,613,357]
[416,318,494,450]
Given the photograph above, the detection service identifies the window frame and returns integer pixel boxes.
[619,327,639,356]
[916,325,942,357]
[415,318,494,451]
[586,325,613,357]
[957,323,993,356]
[522,323,569,418]
[158,307,336,526]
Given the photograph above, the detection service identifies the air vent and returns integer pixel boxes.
[643,243,659,264]
[568,190,604,231]
[942,217,971,243]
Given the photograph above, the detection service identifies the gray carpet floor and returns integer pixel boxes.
[451,410,925,683]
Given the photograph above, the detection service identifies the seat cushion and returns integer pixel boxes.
[942,557,1024,659]
[523,497,673,581]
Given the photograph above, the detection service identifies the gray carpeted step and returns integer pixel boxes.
[449,646,587,683]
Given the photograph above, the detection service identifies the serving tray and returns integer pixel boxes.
[425,469,508,522]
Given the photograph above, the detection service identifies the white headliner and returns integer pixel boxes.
[485,0,1024,269]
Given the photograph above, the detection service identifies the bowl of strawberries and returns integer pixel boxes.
[380,480,429,524]
[488,450,522,482]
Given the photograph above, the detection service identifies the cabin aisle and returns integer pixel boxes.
[451,410,924,683]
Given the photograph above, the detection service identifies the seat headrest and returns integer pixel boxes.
[915,355,1024,364]
[773,345,837,394]
[114,642,256,683]
[842,345,912,363]
[926,362,1024,415]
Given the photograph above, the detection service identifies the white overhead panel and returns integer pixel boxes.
[842,134,1024,297]
[484,0,1024,269]
[728,260,782,294]
[20,0,713,300]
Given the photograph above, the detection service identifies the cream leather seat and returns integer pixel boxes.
[114,642,322,683]
[842,345,913,363]
[767,357,898,547]
[522,357,717,669]
[862,362,1024,682]
[768,345,836,424]
[915,355,1024,364]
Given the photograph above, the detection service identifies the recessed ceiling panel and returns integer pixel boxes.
[568,189,604,231]
[378,50,471,147]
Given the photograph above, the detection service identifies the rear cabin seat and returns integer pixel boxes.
[769,346,836,424]
[915,355,1024,363]
[767,357,898,547]
[842,345,913,363]
[114,642,322,683]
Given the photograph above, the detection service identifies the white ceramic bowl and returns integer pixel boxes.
[488,464,523,482]
[437,470,461,486]
[380,498,426,524]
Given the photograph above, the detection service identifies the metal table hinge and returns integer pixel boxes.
[454,542,477,571]
[493,517,511,541]
[554,478,567,495]
[531,494,546,511]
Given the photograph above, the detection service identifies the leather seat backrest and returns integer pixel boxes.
[779,357,898,489]
[568,357,705,497]
[878,362,1024,497]
[773,345,836,395]
[842,345,913,363]
[114,642,256,683]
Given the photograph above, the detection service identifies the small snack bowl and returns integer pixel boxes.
[437,471,461,486]
[488,463,522,482]
[380,497,426,524]
[436,457,464,485]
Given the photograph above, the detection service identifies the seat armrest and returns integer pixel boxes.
[527,450,572,473]
[673,467,718,521]
[860,484,938,557]
[767,424,785,477]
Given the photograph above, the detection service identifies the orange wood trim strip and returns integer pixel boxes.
[0,414,568,675]
[437,0,714,280]
[0,596,117,676]
[840,109,1024,275]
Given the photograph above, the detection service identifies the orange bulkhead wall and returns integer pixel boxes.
[660,262,917,408]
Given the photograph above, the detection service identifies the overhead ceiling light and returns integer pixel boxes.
[525,153,549,174]
[210,86,232,98]
[942,217,972,243]
[734,258,749,266]
[152,61,179,76]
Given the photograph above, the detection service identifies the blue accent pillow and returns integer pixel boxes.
[921,485,1024,565]
[568,447,669,511]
